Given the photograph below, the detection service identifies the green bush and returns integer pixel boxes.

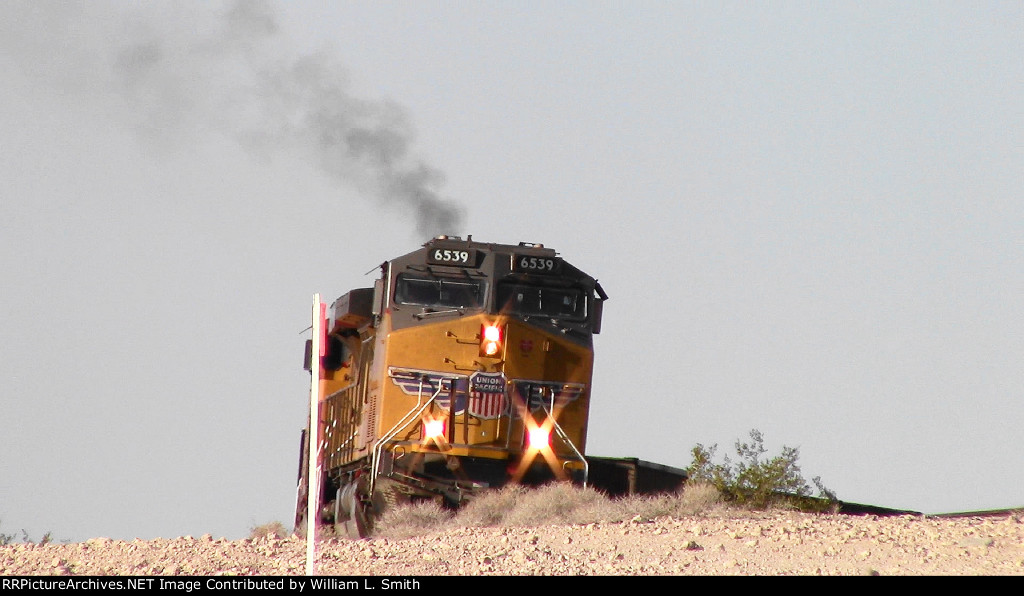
[0,520,53,545]
[0,521,14,546]
[686,429,837,511]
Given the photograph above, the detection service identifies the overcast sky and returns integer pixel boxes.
[1,1,1021,542]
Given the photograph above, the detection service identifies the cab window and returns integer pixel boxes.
[497,282,585,320]
[395,275,486,309]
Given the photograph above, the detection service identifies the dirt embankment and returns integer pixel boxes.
[3,511,1023,576]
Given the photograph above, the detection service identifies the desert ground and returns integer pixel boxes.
[3,509,1023,576]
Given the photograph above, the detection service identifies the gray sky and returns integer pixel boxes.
[1,1,1021,542]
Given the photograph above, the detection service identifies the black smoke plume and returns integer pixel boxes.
[6,0,464,239]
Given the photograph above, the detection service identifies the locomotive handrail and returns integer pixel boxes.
[538,388,589,488]
[546,411,589,488]
[370,375,446,496]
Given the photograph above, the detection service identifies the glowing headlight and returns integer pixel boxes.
[423,418,445,441]
[479,323,504,357]
[527,426,550,450]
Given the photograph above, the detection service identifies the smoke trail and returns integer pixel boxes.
[6,0,464,240]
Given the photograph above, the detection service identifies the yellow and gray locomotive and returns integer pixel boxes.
[296,236,683,537]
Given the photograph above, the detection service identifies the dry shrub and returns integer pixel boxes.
[622,481,723,519]
[677,481,723,512]
[503,483,616,527]
[249,521,288,540]
[367,479,725,539]
[453,480,725,530]
[373,499,453,540]
[454,484,530,527]
[457,483,621,528]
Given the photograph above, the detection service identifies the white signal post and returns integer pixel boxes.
[306,294,325,576]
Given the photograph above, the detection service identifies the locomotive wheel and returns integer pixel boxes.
[334,481,372,540]
[333,476,409,539]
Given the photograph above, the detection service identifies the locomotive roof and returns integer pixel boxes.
[383,235,601,290]
[420,235,558,256]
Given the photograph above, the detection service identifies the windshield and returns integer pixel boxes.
[496,282,585,320]
[395,275,486,309]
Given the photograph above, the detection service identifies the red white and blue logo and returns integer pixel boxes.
[388,368,583,417]
[388,367,508,419]
[468,371,508,419]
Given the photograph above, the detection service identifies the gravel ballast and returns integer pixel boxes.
[3,511,1024,576]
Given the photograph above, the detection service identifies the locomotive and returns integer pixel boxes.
[295,236,684,538]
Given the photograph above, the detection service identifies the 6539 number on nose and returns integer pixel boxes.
[427,247,478,266]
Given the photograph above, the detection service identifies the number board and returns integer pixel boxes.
[426,246,479,267]
[511,254,562,274]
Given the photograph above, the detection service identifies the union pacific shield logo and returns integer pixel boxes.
[468,372,508,419]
